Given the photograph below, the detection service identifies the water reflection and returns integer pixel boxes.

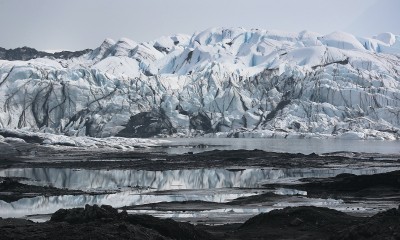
[126,200,399,224]
[126,198,344,224]
[1,166,400,220]
[1,167,397,191]
[0,189,258,218]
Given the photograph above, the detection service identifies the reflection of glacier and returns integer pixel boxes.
[1,166,400,219]
[1,167,398,191]
[127,197,343,222]
[0,189,258,218]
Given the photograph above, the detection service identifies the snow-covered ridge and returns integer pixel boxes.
[0,28,399,140]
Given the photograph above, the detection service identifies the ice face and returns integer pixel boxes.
[0,28,399,139]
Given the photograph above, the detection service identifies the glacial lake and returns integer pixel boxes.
[1,137,400,223]
[159,138,400,155]
[1,166,398,220]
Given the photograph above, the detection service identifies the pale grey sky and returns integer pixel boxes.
[0,0,398,50]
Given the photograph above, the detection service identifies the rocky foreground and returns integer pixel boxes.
[1,204,399,240]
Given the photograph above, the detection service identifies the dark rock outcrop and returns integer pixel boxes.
[189,112,212,132]
[117,110,177,138]
[0,46,91,61]
[0,215,169,240]
[51,204,126,224]
[294,170,400,199]
[230,206,400,240]
[125,214,214,240]
[0,177,86,202]
[333,206,400,240]
[49,204,214,240]
[240,206,358,238]
[0,129,44,143]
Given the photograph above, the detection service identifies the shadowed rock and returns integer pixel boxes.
[294,170,400,199]
[50,204,215,240]
[117,110,177,138]
[51,204,126,224]
[0,46,91,61]
[0,177,86,202]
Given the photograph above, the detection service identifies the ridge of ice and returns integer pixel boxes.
[0,28,399,140]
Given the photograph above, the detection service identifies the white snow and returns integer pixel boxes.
[319,31,366,50]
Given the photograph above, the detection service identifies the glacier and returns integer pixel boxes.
[0,28,399,140]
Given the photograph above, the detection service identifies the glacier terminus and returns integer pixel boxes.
[0,28,399,140]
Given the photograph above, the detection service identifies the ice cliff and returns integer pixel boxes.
[0,28,399,140]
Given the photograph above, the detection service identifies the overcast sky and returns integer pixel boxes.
[0,0,398,50]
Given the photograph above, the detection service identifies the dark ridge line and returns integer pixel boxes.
[0,46,92,61]
[311,58,349,70]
